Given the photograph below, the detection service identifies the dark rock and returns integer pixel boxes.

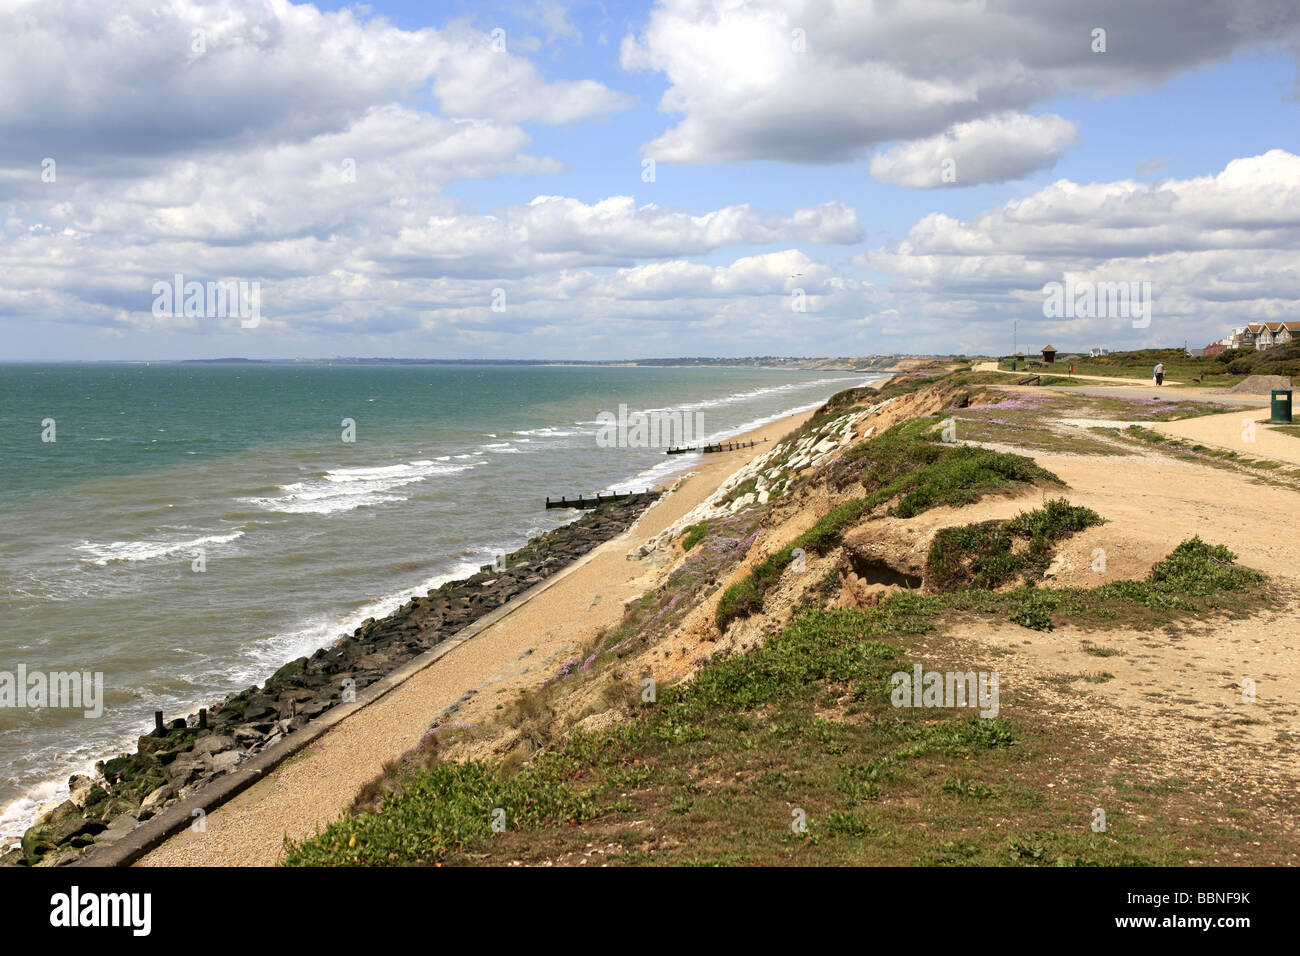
[232,724,266,745]
[48,815,107,845]
[206,751,241,773]
[298,700,331,718]
[241,694,278,721]
[166,756,205,788]
[193,734,236,755]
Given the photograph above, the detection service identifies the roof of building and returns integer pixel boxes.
[1041,344,1057,351]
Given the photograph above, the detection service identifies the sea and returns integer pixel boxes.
[0,362,882,843]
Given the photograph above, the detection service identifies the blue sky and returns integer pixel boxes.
[1,0,1298,360]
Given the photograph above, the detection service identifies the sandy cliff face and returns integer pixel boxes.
[439,375,1003,762]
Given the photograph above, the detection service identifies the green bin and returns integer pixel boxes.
[1271,389,1293,424]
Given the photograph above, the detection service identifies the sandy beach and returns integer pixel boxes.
[139,408,815,866]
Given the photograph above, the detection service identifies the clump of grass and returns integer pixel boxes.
[927,498,1104,592]
[1082,643,1124,658]
[827,417,1060,513]
[282,755,600,866]
[1002,536,1263,632]
[1010,590,1057,631]
[942,777,996,800]
[1093,536,1263,608]
[680,520,710,552]
[818,568,842,599]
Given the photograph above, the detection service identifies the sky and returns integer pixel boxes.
[1,0,1298,361]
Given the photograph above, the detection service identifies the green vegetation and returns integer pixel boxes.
[715,418,1059,630]
[826,417,1058,506]
[926,498,1104,592]
[715,497,871,627]
[282,536,1274,867]
[995,343,1294,386]
[998,347,1230,385]
[278,371,1286,869]
[1214,342,1300,379]
[680,520,710,551]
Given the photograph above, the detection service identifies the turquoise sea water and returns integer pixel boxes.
[0,362,879,841]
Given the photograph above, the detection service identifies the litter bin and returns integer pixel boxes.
[1271,389,1293,424]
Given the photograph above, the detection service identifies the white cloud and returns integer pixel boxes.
[869,113,1078,187]
[0,0,629,169]
[622,0,1298,167]
[856,150,1300,346]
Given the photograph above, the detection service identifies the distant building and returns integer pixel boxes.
[1255,321,1300,349]
[1203,341,1226,357]
[1041,345,1057,364]
[1230,324,1263,350]
[1089,347,1110,358]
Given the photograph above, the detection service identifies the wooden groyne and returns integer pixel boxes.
[665,438,768,456]
[545,489,662,510]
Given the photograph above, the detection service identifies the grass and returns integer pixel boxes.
[926,498,1104,592]
[999,343,1299,385]
[680,520,709,551]
[281,534,1281,867]
[946,390,1249,457]
[997,347,1241,386]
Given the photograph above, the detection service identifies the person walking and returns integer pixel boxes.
[1153,362,1165,386]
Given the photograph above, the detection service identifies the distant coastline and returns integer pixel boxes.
[182,356,909,370]
[0,356,916,370]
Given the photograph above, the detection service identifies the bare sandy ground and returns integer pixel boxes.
[854,428,1299,842]
[139,410,813,867]
[1153,409,1300,466]
[934,450,1300,839]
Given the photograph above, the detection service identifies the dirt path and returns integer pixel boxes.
[139,411,813,867]
[1152,409,1300,466]
[972,360,1178,387]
